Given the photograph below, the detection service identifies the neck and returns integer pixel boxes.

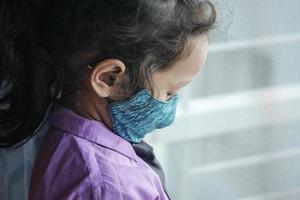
[58,93,113,130]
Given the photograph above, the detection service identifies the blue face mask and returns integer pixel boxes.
[108,89,179,143]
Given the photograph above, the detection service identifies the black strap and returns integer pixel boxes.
[132,141,171,200]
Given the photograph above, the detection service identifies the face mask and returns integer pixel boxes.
[108,89,179,143]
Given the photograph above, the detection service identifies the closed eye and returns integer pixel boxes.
[166,92,177,100]
[167,92,174,96]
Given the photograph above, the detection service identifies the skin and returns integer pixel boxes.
[69,34,209,130]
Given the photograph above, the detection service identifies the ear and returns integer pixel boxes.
[89,59,126,98]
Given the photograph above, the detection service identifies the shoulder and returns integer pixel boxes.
[29,127,135,200]
[29,127,105,199]
[30,125,168,200]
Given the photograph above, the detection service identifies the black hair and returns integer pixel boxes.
[0,0,216,148]
[0,0,60,149]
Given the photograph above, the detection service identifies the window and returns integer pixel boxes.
[146,0,300,199]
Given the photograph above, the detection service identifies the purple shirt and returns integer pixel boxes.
[29,103,169,200]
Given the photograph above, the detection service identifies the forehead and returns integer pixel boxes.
[155,35,208,81]
[172,35,208,75]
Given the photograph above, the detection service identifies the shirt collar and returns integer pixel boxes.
[48,102,139,162]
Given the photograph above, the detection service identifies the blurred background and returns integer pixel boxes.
[147,0,300,199]
[1,0,300,199]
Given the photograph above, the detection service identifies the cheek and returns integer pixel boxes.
[149,72,171,99]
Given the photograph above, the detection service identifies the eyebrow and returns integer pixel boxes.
[171,80,192,91]
[178,80,192,88]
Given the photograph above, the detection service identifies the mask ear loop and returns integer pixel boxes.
[106,97,114,104]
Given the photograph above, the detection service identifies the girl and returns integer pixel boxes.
[0,0,216,199]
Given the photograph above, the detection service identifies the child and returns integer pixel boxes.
[0,0,216,199]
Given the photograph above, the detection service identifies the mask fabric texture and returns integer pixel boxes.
[108,89,178,143]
